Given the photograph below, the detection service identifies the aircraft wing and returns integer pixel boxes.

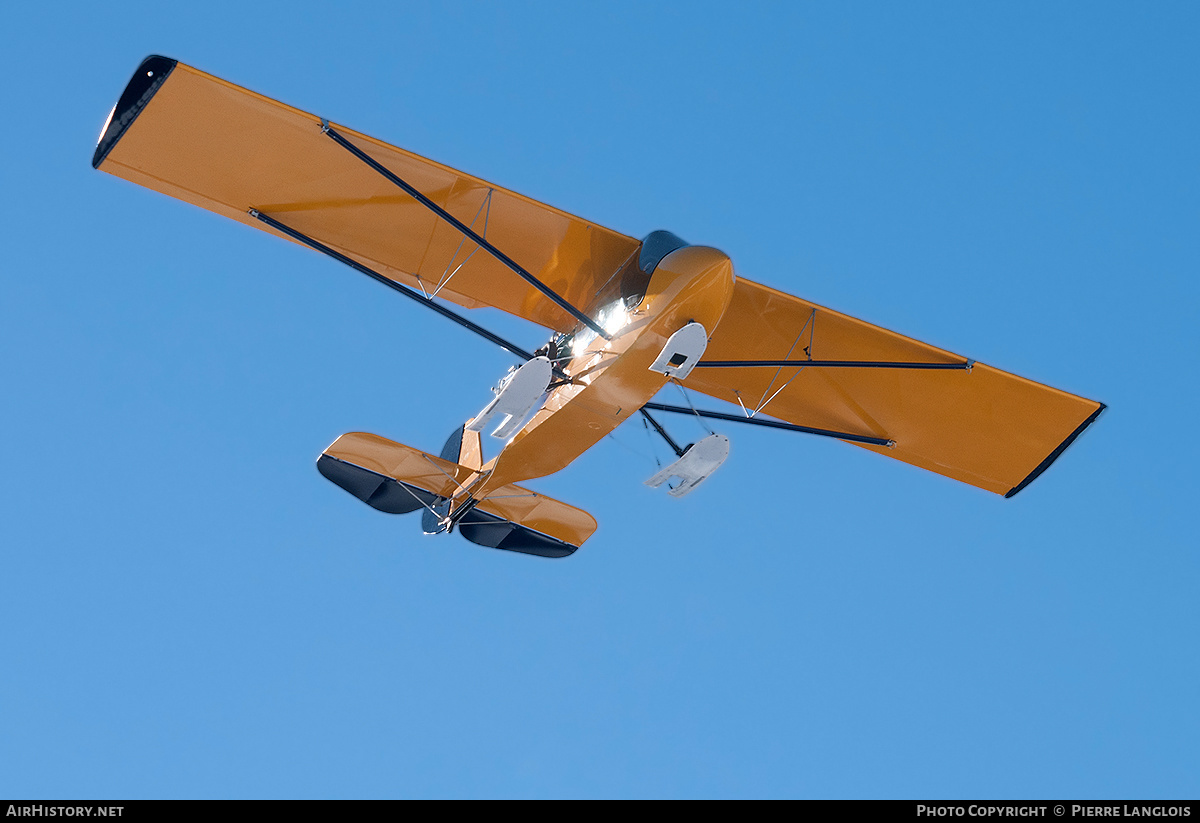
[682,278,1104,497]
[93,56,640,332]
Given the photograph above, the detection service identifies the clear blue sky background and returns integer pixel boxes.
[1,1,1197,799]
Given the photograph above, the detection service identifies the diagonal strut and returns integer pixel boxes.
[249,208,543,365]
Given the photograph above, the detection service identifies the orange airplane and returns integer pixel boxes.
[94,56,1104,558]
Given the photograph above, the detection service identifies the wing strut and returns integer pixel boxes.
[320,123,613,342]
[695,360,973,370]
[642,402,893,447]
[249,208,540,364]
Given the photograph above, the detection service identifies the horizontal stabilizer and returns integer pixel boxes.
[318,432,597,557]
[457,510,581,558]
[683,280,1105,496]
[93,57,641,333]
[317,453,441,514]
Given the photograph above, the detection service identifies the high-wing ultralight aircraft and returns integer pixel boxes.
[94,56,1104,558]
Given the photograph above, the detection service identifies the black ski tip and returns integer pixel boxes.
[317,453,436,515]
[458,510,579,558]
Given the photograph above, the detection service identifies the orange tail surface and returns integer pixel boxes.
[317,431,597,558]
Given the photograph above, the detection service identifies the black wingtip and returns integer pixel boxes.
[92,55,177,169]
[1004,402,1106,498]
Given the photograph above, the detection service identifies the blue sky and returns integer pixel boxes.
[1,1,1197,799]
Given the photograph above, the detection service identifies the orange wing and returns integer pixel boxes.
[96,56,1102,498]
[682,278,1103,497]
[93,56,640,332]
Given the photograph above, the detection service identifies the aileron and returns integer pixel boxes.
[94,56,640,333]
